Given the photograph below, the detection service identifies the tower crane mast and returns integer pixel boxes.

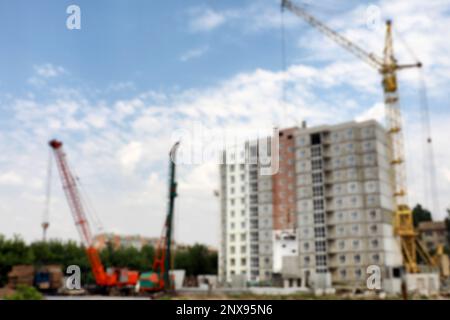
[281,0,424,273]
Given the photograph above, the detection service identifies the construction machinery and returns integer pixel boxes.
[49,139,139,293]
[138,142,180,293]
[281,0,433,273]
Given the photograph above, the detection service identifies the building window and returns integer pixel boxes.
[338,240,345,249]
[241,258,246,266]
[339,255,346,264]
[241,234,246,241]
[311,146,322,157]
[312,173,323,184]
[316,255,327,266]
[313,186,324,197]
[340,269,347,278]
[333,158,341,168]
[299,150,306,158]
[230,234,235,242]
[304,256,310,266]
[313,199,324,210]
[354,254,361,264]
[355,269,362,278]
[347,142,354,152]
[230,223,235,230]
[230,259,236,266]
[230,176,235,183]
[304,242,310,251]
[352,240,360,249]
[316,241,326,252]
[347,129,353,139]
[311,159,323,170]
[297,137,306,146]
[370,225,378,234]
[369,210,377,219]
[371,239,379,248]
[372,254,380,263]
[314,227,326,238]
[230,187,235,194]
[230,165,235,172]
[367,195,376,205]
[230,246,235,254]
[347,155,355,166]
[331,132,339,142]
[314,213,325,224]
[351,211,359,220]
[351,225,359,234]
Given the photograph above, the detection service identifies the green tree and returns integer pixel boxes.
[445,209,450,254]
[0,235,217,287]
[0,235,34,286]
[412,204,432,228]
[174,244,217,276]
[4,285,43,300]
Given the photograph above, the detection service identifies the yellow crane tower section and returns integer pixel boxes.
[281,0,425,273]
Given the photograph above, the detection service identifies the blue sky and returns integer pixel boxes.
[1,0,291,95]
[1,0,449,246]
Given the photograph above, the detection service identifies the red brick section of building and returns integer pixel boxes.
[272,127,298,230]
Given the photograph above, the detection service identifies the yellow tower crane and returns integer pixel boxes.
[282,0,430,273]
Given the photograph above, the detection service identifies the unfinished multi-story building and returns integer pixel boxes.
[219,120,403,291]
[291,120,403,290]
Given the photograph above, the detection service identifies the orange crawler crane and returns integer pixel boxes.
[49,139,139,293]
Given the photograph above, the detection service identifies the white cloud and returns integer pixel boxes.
[355,102,385,123]
[34,63,66,78]
[118,141,143,173]
[0,171,23,186]
[189,8,227,32]
[106,81,135,92]
[2,0,450,246]
[179,45,209,62]
[28,63,66,87]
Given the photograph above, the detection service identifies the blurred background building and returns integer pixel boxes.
[219,120,403,291]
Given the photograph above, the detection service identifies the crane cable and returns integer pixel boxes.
[67,156,104,240]
[418,71,440,216]
[42,147,53,241]
[395,29,440,216]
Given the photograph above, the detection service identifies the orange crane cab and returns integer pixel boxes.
[49,139,138,293]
